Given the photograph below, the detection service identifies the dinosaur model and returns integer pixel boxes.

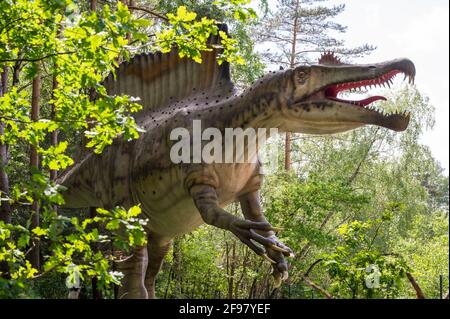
[58,26,416,298]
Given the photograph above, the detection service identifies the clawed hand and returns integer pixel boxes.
[229,219,294,288]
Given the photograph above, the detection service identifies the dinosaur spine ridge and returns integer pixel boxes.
[103,25,233,121]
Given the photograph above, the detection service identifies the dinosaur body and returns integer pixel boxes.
[58,28,416,298]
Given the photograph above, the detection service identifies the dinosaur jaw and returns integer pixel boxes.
[323,68,414,107]
[297,58,416,132]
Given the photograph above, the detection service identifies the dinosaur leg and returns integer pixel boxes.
[239,190,294,288]
[116,245,148,299]
[144,235,172,299]
[190,184,279,258]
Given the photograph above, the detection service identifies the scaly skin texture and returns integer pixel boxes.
[58,49,415,298]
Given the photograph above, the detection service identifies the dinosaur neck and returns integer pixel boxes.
[215,71,294,132]
[185,74,294,165]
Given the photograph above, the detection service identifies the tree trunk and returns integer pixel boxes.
[0,66,11,224]
[49,69,58,181]
[0,66,11,278]
[29,62,41,270]
[89,207,103,299]
[234,248,249,298]
[284,0,300,171]
[284,133,291,171]
[126,0,135,43]
[227,240,236,299]
[172,237,182,298]
[90,0,97,11]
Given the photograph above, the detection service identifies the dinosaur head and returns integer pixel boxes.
[276,52,416,134]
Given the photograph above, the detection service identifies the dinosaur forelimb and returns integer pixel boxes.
[190,184,277,255]
[239,191,294,288]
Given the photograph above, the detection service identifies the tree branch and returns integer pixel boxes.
[304,259,324,277]
[128,6,168,21]
[0,51,75,63]
[348,127,380,184]
[406,272,426,299]
[301,275,334,299]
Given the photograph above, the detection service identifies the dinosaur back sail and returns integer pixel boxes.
[103,25,233,121]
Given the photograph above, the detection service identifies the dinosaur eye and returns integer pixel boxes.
[295,69,309,84]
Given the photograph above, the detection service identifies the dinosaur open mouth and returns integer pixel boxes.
[323,69,415,108]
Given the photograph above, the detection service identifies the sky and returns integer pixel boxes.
[327,0,450,173]
[255,0,449,174]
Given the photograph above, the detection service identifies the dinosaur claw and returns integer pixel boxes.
[273,276,282,289]
[270,227,284,232]
[262,253,277,264]
[282,271,289,281]
[270,244,290,254]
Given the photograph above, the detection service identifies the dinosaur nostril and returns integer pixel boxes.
[369,66,377,70]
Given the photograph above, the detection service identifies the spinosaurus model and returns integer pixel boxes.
[58,26,416,298]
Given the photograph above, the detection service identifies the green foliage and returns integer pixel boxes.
[153,4,251,65]
[393,212,449,298]
[155,0,264,86]
[263,173,369,251]
[322,204,409,299]
[0,0,146,182]
[0,205,147,298]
